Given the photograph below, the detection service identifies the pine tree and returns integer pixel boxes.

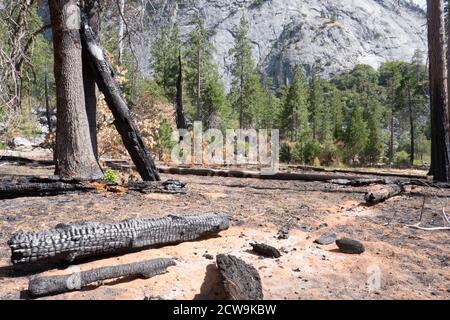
[184,13,231,129]
[379,61,404,163]
[185,13,213,121]
[345,104,368,163]
[202,70,232,129]
[228,14,263,129]
[256,77,280,130]
[280,66,310,141]
[309,65,323,140]
[329,87,344,140]
[151,24,181,102]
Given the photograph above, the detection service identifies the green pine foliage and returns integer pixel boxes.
[228,14,264,129]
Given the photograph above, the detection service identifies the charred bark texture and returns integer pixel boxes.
[216,254,263,300]
[28,258,176,297]
[250,243,281,258]
[330,178,387,187]
[364,184,405,204]
[175,53,191,130]
[79,17,160,181]
[9,213,229,266]
[0,176,186,200]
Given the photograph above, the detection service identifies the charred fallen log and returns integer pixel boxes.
[0,177,186,200]
[80,17,159,182]
[364,184,405,204]
[29,258,176,297]
[216,254,263,300]
[330,178,386,187]
[158,166,366,182]
[8,213,229,267]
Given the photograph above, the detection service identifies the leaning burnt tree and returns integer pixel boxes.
[427,0,450,182]
[80,15,160,181]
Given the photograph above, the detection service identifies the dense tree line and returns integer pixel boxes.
[0,4,433,169]
[151,14,430,167]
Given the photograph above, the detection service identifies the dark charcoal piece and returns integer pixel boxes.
[336,238,365,254]
[314,232,337,245]
[8,213,229,266]
[364,184,405,204]
[250,243,281,258]
[29,258,176,297]
[216,254,263,300]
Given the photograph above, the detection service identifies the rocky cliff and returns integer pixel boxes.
[137,0,426,88]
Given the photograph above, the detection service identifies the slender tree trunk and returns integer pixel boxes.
[389,85,395,164]
[240,60,244,129]
[175,53,189,130]
[49,0,103,180]
[82,0,100,159]
[44,73,52,133]
[427,0,450,182]
[196,44,201,122]
[408,87,415,166]
[117,0,125,65]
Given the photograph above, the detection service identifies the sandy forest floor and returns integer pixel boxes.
[0,154,449,300]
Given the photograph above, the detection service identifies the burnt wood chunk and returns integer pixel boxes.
[364,184,405,204]
[8,213,229,266]
[336,238,365,254]
[216,254,263,300]
[80,17,159,181]
[29,258,176,297]
[250,243,281,258]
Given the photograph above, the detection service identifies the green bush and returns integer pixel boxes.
[320,141,342,165]
[394,151,410,167]
[158,119,175,158]
[303,140,322,164]
[280,143,292,163]
[291,142,304,164]
[104,169,118,183]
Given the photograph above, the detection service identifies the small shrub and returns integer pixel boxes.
[303,140,322,165]
[104,169,118,183]
[157,118,175,161]
[320,142,342,166]
[394,151,410,167]
[291,142,304,164]
[280,143,292,163]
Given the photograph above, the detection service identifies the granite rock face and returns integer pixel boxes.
[136,0,426,87]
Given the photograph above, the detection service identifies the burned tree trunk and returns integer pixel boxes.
[49,0,103,180]
[79,17,160,181]
[175,53,191,130]
[364,184,405,204]
[216,255,263,300]
[8,213,229,267]
[29,258,176,297]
